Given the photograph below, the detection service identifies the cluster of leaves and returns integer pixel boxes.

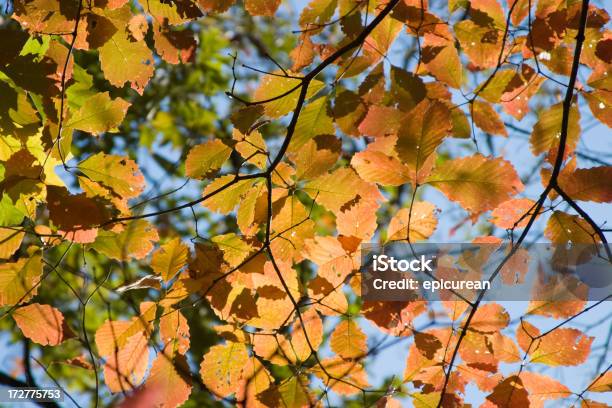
[0,0,611,407]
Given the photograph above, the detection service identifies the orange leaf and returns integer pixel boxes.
[13,303,72,346]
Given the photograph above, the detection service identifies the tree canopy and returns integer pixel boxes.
[0,0,611,406]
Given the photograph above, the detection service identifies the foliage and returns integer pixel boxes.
[0,0,611,406]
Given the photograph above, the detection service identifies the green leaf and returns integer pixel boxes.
[67,92,130,135]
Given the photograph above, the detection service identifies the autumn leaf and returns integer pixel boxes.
[330,319,368,359]
[93,220,159,261]
[13,303,73,346]
[78,153,145,199]
[472,100,508,137]
[0,253,42,307]
[253,72,324,118]
[151,237,189,282]
[588,371,612,392]
[185,139,232,179]
[387,201,438,242]
[558,166,612,203]
[144,349,192,407]
[530,101,580,161]
[66,92,130,135]
[200,341,249,398]
[466,303,510,333]
[303,167,383,215]
[425,154,524,214]
[0,228,24,260]
[545,211,598,244]
[490,198,537,229]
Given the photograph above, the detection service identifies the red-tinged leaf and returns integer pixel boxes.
[13,303,73,346]
[63,355,94,370]
[470,0,506,28]
[103,331,150,393]
[46,186,110,243]
[501,65,546,120]
[519,371,571,407]
[336,196,379,240]
[362,300,427,336]
[0,254,42,307]
[580,400,609,408]
[358,105,403,138]
[151,238,189,282]
[78,153,145,199]
[425,154,524,215]
[351,149,412,186]
[531,328,594,366]
[457,364,503,392]
[244,0,281,16]
[153,23,197,64]
[198,0,236,12]
[303,235,360,287]
[127,14,148,41]
[558,166,612,203]
[200,341,249,398]
[484,376,530,408]
[376,396,403,408]
[545,210,599,244]
[466,303,510,333]
[330,319,367,359]
[66,92,130,135]
[290,34,315,72]
[387,201,438,242]
[95,302,156,358]
[472,100,508,136]
[303,167,383,215]
[490,198,538,229]
[93,220,159,261]
[530,101,580,161]
[144,349,192,407]
[421,33,462,88]
[588,371,612,392]
[13,0,78,33]
[519,323,594,366]
[509,0,531,25]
